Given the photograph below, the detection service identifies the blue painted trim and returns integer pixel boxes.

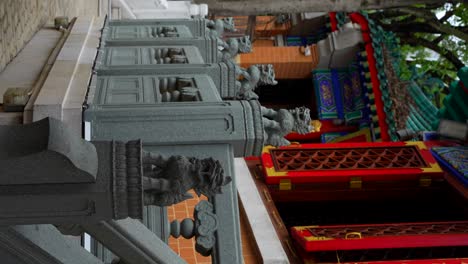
[331,69,344,119]
[312,70,324,119]
[431,149,468,187]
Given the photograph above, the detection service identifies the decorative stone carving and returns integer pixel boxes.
[274,14,290,25]
[159,77,199,102]
[262,106,313,146]
[0,118,230,226]
[142,151,232,206]
[85,100,264,157]
[219,36,252,62]
[169,200,218,256]
[236,64,278,100]
[112,140,144,219]
[154,48,188,64]
[151,26,179,38]
[206,17,236,37]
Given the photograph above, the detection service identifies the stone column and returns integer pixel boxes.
[0,225,102,264]
[84,218,186,264]
[85,100,264,157]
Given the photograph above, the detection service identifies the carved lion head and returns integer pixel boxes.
[256,64,278,86]
[221,17,236,32]
[290,106,312,134]
[238,36,252,53]
[194,158,232,197]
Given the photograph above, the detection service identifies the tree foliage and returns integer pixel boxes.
[369,2,467,86]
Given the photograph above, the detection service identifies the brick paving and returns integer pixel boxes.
[167,190,260,264]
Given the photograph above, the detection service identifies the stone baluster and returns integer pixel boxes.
[168,200,218,256]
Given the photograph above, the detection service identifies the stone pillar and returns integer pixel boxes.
[90,205,168,263]
[85,100,264,157]
[0,139,148,226]
[84,218,186,264]
[0,225,102,264]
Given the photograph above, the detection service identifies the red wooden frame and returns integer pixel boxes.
[261,142,443,185]
[350,259,468,264]
[445,172,468,200]
[291,221,468,252]
[286,120,359,142]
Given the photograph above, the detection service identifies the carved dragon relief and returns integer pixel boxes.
[236,64,278,100]
[219,36,252,62]
[206,17,236,37]
[141,151,232,207]
[261,106,313,147]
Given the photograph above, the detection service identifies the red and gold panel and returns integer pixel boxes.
[291,221,468,252]
[346,259,468,264]
[261,142,443,185]
[285,120,359,142]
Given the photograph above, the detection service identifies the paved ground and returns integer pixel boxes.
[167,190,260,264]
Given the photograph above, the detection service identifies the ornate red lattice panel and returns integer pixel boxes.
[261,142,442,185]
[291,221,468,252]
[272,147,427,171]
[348,259,468,264]
[300,247,468,264]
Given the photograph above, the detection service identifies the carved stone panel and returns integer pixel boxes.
[108,18,208,37]
[104,46,204,66]
[85,101,264,157]
[95,74,221,104]
[95,62,238,99]
[104,37,220,63]
[110,25,193,39]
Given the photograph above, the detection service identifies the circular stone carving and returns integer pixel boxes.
[180,218,195,239]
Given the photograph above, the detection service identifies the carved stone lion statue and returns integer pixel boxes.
[206,17,236,37]
[219,36,252,62]
[142,152,232,206]
[262,106,313,146]
[236,64,278,100]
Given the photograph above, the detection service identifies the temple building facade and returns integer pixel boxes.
[0,1,467,264]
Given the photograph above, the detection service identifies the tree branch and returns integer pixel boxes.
[199,0,449,15]
[440,10,454,22]
[421,2,445,10]
[400,36,465,69]
[433,34,446,43]
[380,22,443,34]
[398,7,468,42]
[459,26,468,33]
[368,10,409,20]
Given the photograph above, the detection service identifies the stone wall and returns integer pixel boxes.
[0,0,99,73]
